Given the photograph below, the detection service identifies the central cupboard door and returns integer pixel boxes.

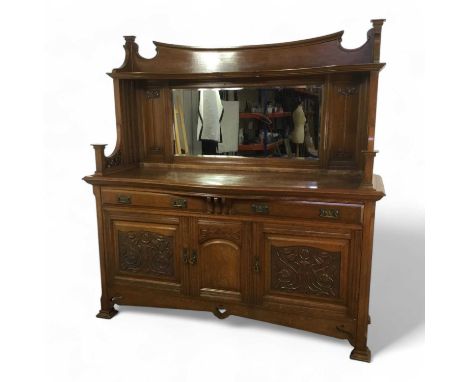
[190,219,251,303]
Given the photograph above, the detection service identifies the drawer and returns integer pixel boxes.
[230,200,363,224]
[101,189,205,212]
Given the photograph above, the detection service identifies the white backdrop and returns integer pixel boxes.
[3,0,459,380]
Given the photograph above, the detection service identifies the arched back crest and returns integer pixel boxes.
[111,19,385,79]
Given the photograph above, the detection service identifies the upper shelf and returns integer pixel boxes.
[109,19,386,80]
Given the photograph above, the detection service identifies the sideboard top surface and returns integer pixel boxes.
[84,167,385,200]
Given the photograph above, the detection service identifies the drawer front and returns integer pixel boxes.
[230,200,362,224]
[101,189,205,212]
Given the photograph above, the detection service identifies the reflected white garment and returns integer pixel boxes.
[197,90,224,142]
[217,100,240,153]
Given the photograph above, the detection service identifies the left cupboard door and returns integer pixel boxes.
[103,210,190,296]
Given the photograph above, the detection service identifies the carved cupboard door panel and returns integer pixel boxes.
[104,210,189,295]
[190,219,251,303]
[257,224,354,312]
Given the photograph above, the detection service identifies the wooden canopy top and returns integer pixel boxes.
[109,19,385,80]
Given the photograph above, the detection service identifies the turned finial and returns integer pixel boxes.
[91,144,107,175]
[118,36,138,72]
[371,19,386,32]
[370,19,386,63]
[361,150,379,187]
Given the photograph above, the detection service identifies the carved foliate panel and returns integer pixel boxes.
[105,150,122,168]
[145,88,160,99]
[118,230,174,277]
[271,245,341,298]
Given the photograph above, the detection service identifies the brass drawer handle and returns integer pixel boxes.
[251,203,269,214]
[172,198,187,209]
[319,208,340,219]
[117,195,131,204]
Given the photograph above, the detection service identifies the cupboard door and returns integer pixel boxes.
[258,225,352,310]
[191,219,250,303]
[105,211,189,295]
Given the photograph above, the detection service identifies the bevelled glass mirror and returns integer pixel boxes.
[172,85,322,159]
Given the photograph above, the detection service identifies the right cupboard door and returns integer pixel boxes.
[257,223,357,314]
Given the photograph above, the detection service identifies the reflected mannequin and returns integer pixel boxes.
[291,101,306,156]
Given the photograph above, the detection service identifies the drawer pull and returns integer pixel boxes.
[319,208,340,219]
[172,198,187,209]
[117,195,131,204]
[251,203,269,214]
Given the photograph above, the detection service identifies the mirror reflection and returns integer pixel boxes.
[172,85,322,159]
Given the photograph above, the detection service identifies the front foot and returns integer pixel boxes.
[213,305,230,319]
[350,347,371,362]
[96,307,118,319]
